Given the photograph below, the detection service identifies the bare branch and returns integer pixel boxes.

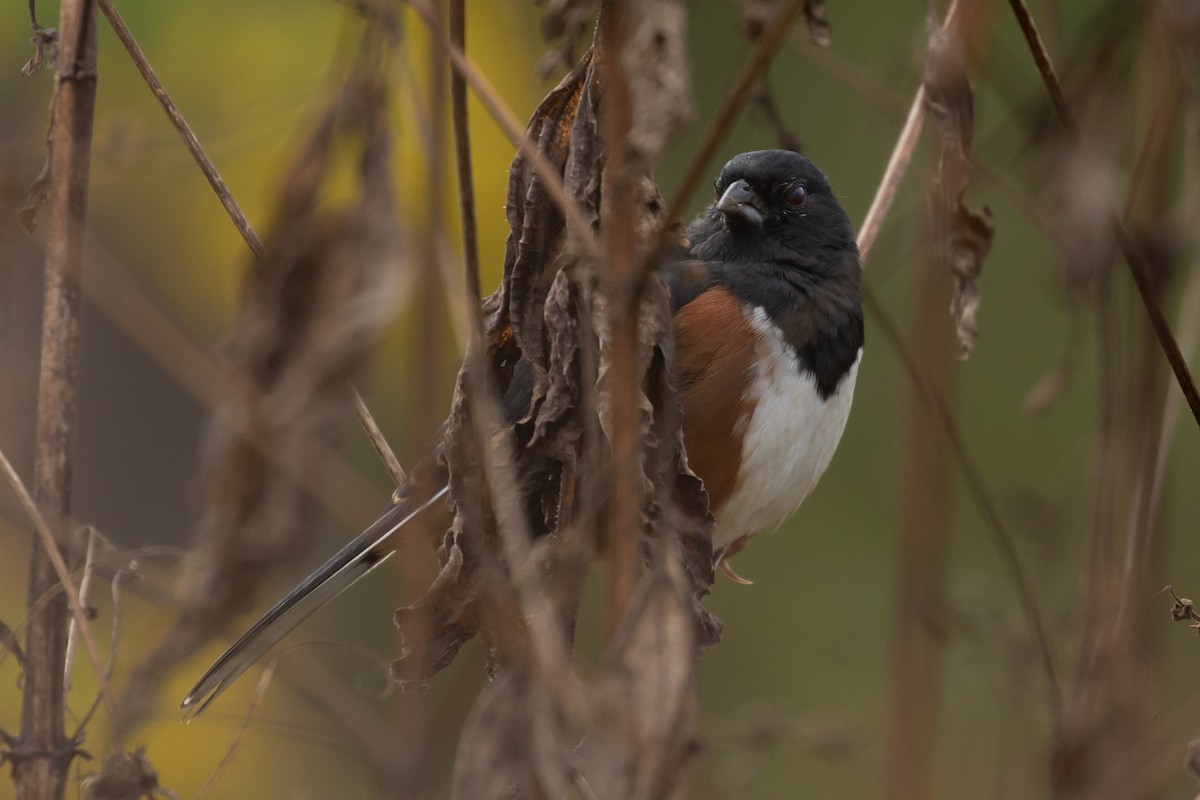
[96,0,266,260]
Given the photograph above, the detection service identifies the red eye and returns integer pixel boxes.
[785,184,806,207]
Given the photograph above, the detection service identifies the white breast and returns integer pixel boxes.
[712,307,861,551]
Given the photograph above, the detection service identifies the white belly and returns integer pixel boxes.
[712,309,861,551]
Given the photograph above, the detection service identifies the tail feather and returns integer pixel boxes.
[181,483,450,715]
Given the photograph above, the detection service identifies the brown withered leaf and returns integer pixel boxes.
[923,26,993,359]
[580,557,700,800]
[81,748,165,800]
[450,672,562,800]
[397,2,716,795]
[119,58,401,732]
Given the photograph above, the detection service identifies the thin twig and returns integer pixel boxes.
[96,0,266,259]
[0,448,123,744]
[1005,0,1076,134]
[71,565,136,742]
[1002,0,1200,429]
[351,386,406,486]
[192,662,277,800]
[597,0,641,639]
[858,92,927,265]
[407,0,599,259]
[449,0,482,309]
[441,0,587,719]
[62,525,98,696]
[857,0,962,263]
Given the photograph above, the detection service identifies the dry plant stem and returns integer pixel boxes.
[17,1,101,796]
[598,0,642,639]
[407,0,598,259]
[1002,0,1200,428]
[352,386,406,486]
[880,256,957,800]
[857,0,961,263]
[449,0,482,308]
[1005,0,1073,132]
[446,0,582,712]
[1132,109,1200,560]
[857,93,926,265]
[61,527,96,696]
[2,449,123,757]
[865,291,1061,708]
[855,0,1061,706]
[96,0,266,259]
[192,663,276,800]
[70,568,132,742]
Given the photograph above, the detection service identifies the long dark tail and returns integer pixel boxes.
[180,483,449,716]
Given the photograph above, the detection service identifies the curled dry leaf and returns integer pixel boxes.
[923,26,993,359]
[82,747,169,800]
[397,2,716,795]
[119,60,401,731]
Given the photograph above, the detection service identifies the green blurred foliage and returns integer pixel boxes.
[1,0,1199,798]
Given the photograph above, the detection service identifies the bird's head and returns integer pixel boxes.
[688,150,857,277]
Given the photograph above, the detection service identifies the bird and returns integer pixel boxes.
[181,149,863,714]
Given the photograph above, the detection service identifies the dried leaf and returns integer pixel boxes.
[450,673,557,800]
[120,59,401,732]
[20,26,58,77]
[82,748,166,800]
[407,5,714,794]
[923,26,993,359]
[581,558,699,800]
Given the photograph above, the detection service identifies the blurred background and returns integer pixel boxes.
[2,0,1199,797]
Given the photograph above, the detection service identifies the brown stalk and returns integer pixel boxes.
[15,0,101,796]
[407,0,599,258]
[351,386,406,487]
[598,0,641,638]
[879,230,958,800]
[865,291,1061,708]
[95,0,266,260]
[1003,0,1200,429]
[449,0,482,311]
[857,0,961,264]
[1,450,122,752]
[446,0,583,713]
[853,4,1060,713]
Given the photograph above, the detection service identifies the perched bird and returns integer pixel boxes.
[182,150,862,713]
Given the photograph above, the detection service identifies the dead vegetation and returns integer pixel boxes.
[1,0,1199,798]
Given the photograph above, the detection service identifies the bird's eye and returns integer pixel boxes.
[784,183,807,207]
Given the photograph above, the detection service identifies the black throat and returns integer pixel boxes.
[670,248,864,400]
